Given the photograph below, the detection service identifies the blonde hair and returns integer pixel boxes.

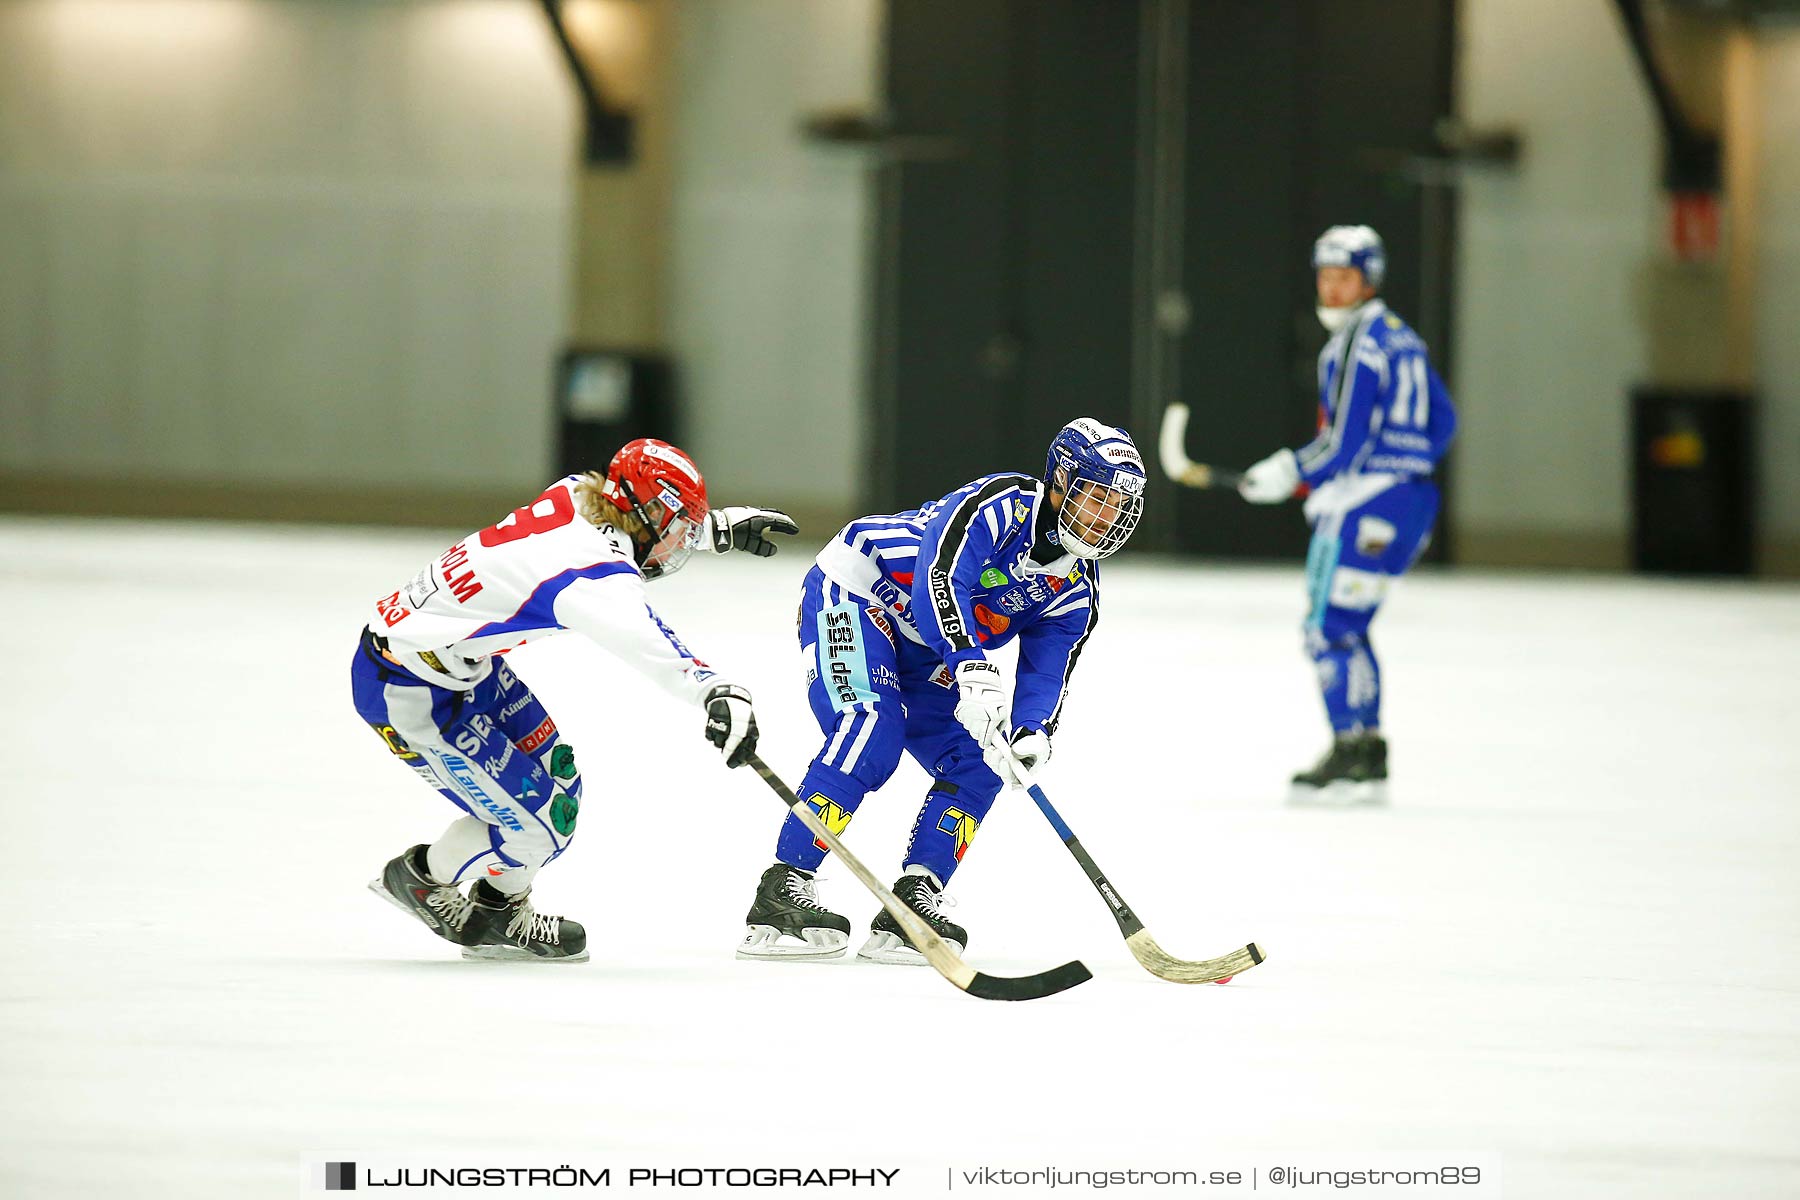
[573,471,647,539]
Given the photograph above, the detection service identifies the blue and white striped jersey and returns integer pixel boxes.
[814,474,1097,735]
[1298,300,1457,487]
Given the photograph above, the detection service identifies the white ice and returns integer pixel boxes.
[2,516,1797,1198]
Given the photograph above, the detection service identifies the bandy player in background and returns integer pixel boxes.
[354,439,796,961]
[1236,226,1458,803]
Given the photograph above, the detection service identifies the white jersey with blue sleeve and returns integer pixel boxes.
[1296,300,1458,488]
[814,474,1098,735]
[367,475,721,705]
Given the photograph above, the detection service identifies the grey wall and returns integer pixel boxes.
[1755,27,1800,564]
[1454,0,1659,557]
[1454,1,1800,566]
[665,0,879,518]
[0,0,574,494]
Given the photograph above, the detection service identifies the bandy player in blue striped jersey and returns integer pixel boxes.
[1237,226,1458,802]
[738,418,1146,964]
[354,439,796,961]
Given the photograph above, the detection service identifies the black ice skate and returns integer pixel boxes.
[462,880,589,962]
[738,863,851,960]
[857,870,966,965]
[1289,733,1387,805]
[369,844,480,947]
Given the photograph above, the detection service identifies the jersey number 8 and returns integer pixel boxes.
[479,487,577,547]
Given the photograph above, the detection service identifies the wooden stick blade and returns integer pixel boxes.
[1126,930,1265,984]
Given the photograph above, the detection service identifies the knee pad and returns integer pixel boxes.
[813,707,906,793]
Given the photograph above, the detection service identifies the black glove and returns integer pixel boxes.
[704,683,758,768]
[707,506,800,557]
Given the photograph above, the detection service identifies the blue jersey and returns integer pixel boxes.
[814,474,1096,735]
[1297,300,1457,486]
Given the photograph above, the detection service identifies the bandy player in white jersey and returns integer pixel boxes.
[355,438,796,961]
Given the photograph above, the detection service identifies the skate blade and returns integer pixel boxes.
[854,930,964,966]
[1288,780,1382,807]
[736,924,848,961]
[460,944,590,963]
[369,878,416,916]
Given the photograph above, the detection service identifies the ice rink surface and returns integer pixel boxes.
[3,515,1797,1198]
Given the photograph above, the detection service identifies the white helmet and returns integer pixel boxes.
[1312,224,1386,290]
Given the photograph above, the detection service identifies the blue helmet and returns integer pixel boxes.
[1312,224,1385,290]
[1043,418,1146,560]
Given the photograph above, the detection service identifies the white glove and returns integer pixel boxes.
[706,506,799,557]
[703,683,758,768]
[1237,448,1300,504]
[1009,727,1051,777]
[952,659,1010,756]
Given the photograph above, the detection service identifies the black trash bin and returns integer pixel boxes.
[554,348,677,477]
[1630,388,1754,575]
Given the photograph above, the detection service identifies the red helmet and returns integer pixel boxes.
[601,438,710,578]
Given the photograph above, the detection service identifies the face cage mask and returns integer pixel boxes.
[626,495,702,579]
[1057,476,1143,560]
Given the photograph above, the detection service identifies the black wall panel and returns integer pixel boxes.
[875,1,1455,559]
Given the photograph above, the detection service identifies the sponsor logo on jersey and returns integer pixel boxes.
[375,591,410,627]
[482,740,515,776]
[1013,500,1029,523]
[973,603,1009,638]
[827,661,862,707]
[871,664,900,690]
[371,723,421,762]
[441,753,525,832]
[499,693,534,720]
[870,577,910,615]
[929,664,954,689]
[550,745,578,781]
[403,565,439,608]
[517,715,557,754]
[864,606,896,645]
[807,794,854,853]
[937,806,979,861]
[979,568,1009,589]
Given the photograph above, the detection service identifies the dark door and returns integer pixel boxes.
[873,0,1140,511]
[875,0,1457,559]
